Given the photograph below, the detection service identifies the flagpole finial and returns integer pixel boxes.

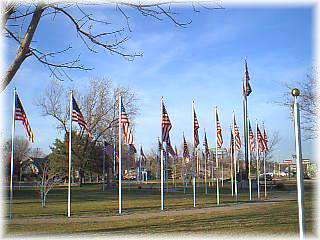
[292,88,300,97]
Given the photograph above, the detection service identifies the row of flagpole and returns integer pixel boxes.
[8,64,305,240]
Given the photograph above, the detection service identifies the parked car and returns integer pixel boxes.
[259,173,273,181]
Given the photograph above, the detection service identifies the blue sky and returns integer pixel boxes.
[2,6,314,161]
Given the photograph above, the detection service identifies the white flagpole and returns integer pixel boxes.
[292,88,305,240]
[102,141,106,191]
[255,121,260,199]
[139,145,142,182]
[215,107,220,205]
[204,130,208,195]
[230,126,234,197]
[249,148,252,200]
[160,97,164,210]
[67,91,73,218]
[248,121,252,201]
[192,101,196,208]
[263,123,267,198]
[233,112,238,201]
[118,94,122,214]
[9,88,17,219]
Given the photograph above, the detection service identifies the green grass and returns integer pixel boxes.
[5,180,317,236]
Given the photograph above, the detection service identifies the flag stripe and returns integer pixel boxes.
[72,96,92,138]
[193,108,200,147]
[162,102,172,142]
[15,94,35,143]
[216,110,223,148]
[249,121,255,152]
[233,115,241,151]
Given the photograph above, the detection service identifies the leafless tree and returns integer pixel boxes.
[264,130,281,162]
[280,73,318,140]
[2,1,223,92]
[33,156,63,207]
[4,136,31,181]
[36,78,138,186]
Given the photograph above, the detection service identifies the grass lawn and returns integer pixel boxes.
[4,179,317,237]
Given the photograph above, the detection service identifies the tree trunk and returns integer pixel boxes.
[43,193,46,207]
[1,4,45,92]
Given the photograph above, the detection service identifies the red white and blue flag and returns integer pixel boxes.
[166,135,176,157]
[257,124,265,152]
[233,114,242,151]
[183,135,189,159]
[162,101,172,142]
[120,98,130,143]
[263,128,269,152]
[193,106,200,147]
[15,93,35,142]
[203,131,210,157]
[216,109,223,148]
[72,96,92,138]
[243,60,252,97]
[249,121,255,152]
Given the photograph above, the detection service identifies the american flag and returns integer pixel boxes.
[140,146,146,159]
[203,132,210,157]
[166,135,176,157]
[233,114,242,151]
[129,144,137,154]
[72,96,92,138]
[15,93,35,142]
[127,128,136,153]
[216,109,223,148]
[161,101,172,142]
[120,98,130,143]
[183,135,189,159]
[230,127,234,155]
[257,124,265,152]
[193,107,200,147]
[248,121,255,152]
[126,127,134,145]
[243,59,252,97]
[263,128,269,152]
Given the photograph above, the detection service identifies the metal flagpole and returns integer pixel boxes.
[192,101,196,208]
[204,131,208,195]
[160,97,164,211]
[233,112,238,201]
[205,151,208,195]
[113,128,116,179]
[215,107,220,205]
[255,121,260,199]
[263,123,267,198]
[102,141,106,191]
[118,94,122,214]
[67,91,73,218]
[211,158,214,188]
[292,88,305,240]
[248,122,252,200]
[230,126,234,197]
[139,145,142,182]
[221,163,224,187]
[9,88,16,220]
[249,150,252,200]
[165,143,168,192]
[113,93,117,179]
